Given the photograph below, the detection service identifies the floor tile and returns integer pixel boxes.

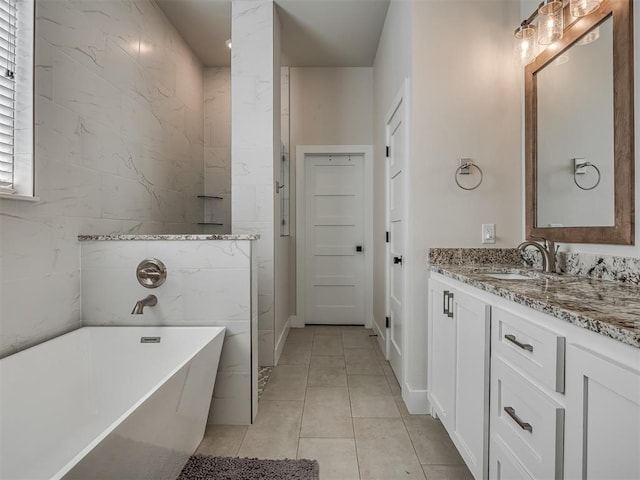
[347,375,391,396]
[311,355,346,368]
[404,415,466,465]
[342,330,375,348]
[344,347,379,364]
[308,366,348,387]
[354,417,425,479]
[261,365,308,401]
[301,387,353,438]
[350,391,400,417]
[312,335,344,356]
[312,325,343,336]
[394,394,412,417]
[298,438,360,480]
[346,361,384,375]
[278,341,312,365]
[421,464,473,480]
[286,327,315,344]
[196,424,247,457]
[238,400,303,459]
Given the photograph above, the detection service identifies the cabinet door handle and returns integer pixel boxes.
[447,292,454,318]
[443,290,450,315]
[504,334,534,352]
[504,406,533,433]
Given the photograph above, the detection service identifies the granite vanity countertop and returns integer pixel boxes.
[429,263,640,349]
[78,234,260,241]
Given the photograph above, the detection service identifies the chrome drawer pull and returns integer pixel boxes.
[504,334,533,352]
[504,406,533,433]
[447,292,454,318]
[443,290,450,315]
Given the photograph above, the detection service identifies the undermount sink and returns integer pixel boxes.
[483,272,536,280]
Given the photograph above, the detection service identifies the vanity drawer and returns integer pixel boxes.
[492,306,565,393]
[491,357,564,480]
[489,437,534,480]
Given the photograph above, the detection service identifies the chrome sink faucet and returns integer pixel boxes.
[131,294,157,314]
[517,236,558,273]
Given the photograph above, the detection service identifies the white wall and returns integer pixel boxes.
[80,238,256,425]
[521,0,640,258]
[203,67,232,233]
[289,66,374,318]
[0,0,204,358]
[373,0,522,411]
[231,0,280,366]
[410,0,522,397]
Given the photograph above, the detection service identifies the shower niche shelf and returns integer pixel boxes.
[198,194,225,227]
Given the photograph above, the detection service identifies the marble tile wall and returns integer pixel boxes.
[231,0,278,366]
[80,239,257,425]
[0,0,205,358]
[203,67,231,233]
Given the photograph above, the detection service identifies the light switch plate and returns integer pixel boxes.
[482,224,495,244]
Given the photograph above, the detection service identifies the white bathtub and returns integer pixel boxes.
[0,326,225,480]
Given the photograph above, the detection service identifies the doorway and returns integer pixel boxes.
[296,146,373,328]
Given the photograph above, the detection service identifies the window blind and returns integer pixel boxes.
[0,0,16,191]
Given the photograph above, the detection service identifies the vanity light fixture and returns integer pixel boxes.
[514,0,602,65]
[538,0,564,45]
[570,0,602,17]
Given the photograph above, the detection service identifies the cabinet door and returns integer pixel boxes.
[452,290,490,480]
[429,279,456,431]
[565,344,640,480]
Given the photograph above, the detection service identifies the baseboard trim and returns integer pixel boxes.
[290,314,304,328]
[402,384,430,415]
[274,316,292,365]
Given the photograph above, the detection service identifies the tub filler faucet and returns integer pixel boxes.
[131,294,157,315]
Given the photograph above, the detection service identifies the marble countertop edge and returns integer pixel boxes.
[78,234,260,241]
[429,264,640,350]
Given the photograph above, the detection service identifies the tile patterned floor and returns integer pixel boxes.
[197,326,473,480]
[258,366,273,400]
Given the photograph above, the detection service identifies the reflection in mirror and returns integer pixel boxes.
[536,17,614,228]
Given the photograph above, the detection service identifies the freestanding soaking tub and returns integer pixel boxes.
[0,326,225,480]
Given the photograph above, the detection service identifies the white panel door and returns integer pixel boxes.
[387,99,406,380]
[305,154,365,325]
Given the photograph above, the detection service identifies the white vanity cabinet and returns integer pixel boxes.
[564,344,640,480]
[428,277,490,480]
[428,271,640,480]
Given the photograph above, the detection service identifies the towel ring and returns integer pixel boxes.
[573,162,601,191]
[455,162,483,191]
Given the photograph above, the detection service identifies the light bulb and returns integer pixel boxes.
[225,39,232,49]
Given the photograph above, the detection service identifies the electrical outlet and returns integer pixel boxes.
[482,224,495,244]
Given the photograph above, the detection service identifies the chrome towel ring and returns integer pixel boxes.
[573,161,601,191]
[455,160,483,191]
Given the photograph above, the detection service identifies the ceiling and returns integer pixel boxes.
[156,0,391,67]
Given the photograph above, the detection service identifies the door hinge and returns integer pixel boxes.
[385,316,390,328]
[386,146,390,158]
[385,231,390,243]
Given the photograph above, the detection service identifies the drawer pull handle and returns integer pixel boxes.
[443,290,450,315]
[504,334,533,352]
[504,406,533,433]
[446,292,454,318]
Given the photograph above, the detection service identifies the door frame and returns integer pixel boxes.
[295,145,374,328]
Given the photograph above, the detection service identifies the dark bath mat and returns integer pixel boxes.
[177,454,319,480]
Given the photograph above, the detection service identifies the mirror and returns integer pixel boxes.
[525,0,634,244]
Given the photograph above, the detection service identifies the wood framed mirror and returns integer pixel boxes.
[525,0,634,244]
